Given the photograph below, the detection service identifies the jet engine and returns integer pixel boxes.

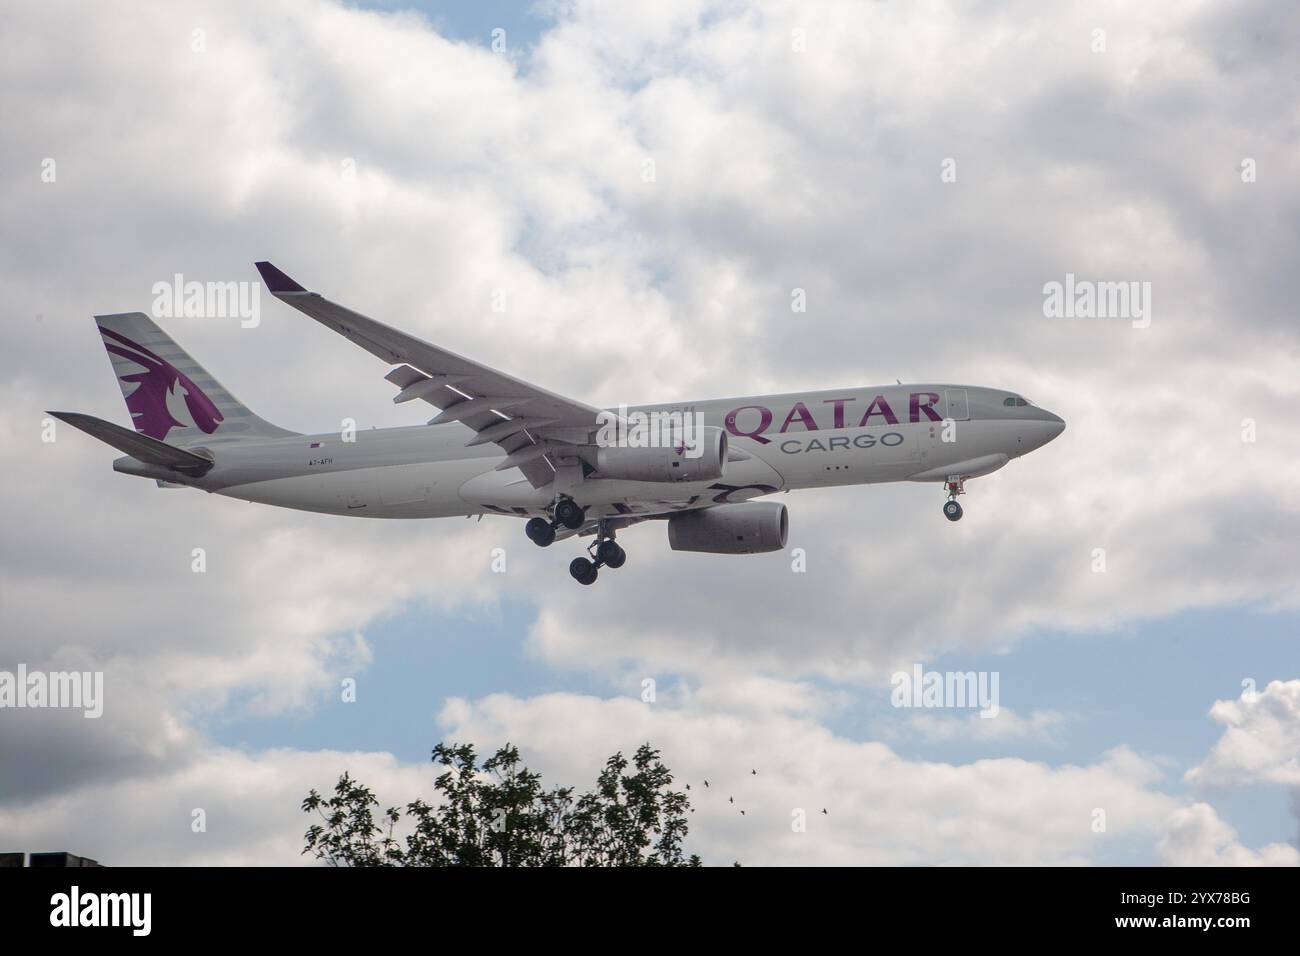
[667,501,788,554]
[593,427,727,482]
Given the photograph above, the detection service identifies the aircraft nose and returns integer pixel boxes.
[1038,409,1065,448]
[1018,407,1065,455]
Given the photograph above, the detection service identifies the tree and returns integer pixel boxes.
[302,742,702,866]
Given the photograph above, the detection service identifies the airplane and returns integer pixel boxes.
[49,261,1065,585]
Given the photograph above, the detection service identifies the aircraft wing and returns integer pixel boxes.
[255,261,603,488]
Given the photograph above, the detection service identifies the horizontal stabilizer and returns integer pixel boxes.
[48,411,214,476]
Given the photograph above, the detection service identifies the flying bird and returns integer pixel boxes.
[703,780,710,788]
[729,796,734,804]
[751,769,757,775]
[821,808,828,815]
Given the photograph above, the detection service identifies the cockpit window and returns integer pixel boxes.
[1003,396,1030,407]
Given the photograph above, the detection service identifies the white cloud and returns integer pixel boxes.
[0,747,435,866]
[4,0,1299,691]
[1186,680,1300,789]
[884,708,1070,745]
[3,680,1294,866]
[437,690,1174,865]
[1157,802,1300,867]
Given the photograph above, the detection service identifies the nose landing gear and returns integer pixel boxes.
[943,476,966,522]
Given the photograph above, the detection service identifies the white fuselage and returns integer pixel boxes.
[176,384,1064,521]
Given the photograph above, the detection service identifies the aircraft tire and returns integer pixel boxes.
[569,557,598,585]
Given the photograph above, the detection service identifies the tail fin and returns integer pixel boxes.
[94,312,296,445]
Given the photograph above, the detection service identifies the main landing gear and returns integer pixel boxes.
[554,497,584,530]
[524,495,586,548]
[522,498,626,585]
[943,476,965,522]
[569,533,626,586]
[525,517,555,546]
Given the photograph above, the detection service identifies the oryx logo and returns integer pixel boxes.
[99,327,223,440]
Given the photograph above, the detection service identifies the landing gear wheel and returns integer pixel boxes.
[569,556,598,585]
[555,498,584,530]
[597,540,626,568]
[525,517,556,547]
[943,500,963,522]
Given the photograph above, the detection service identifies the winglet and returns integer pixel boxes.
[254,261,307,294]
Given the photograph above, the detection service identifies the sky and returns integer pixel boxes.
[0,0,1298,866]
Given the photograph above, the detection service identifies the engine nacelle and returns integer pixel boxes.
[593,427,727,482]
[667,502,788,554]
